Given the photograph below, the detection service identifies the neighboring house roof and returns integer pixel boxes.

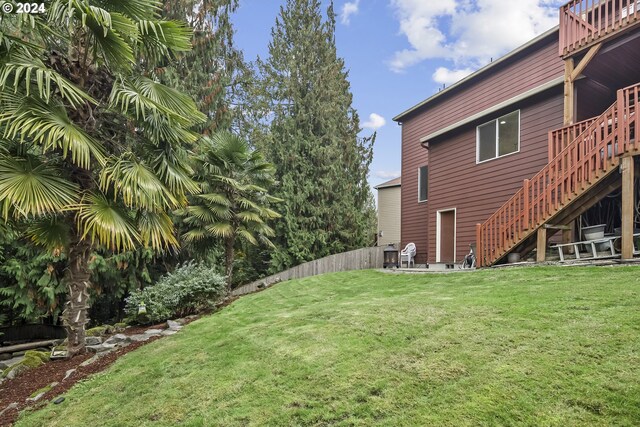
[392,26,560,123]
[374,177,401,189]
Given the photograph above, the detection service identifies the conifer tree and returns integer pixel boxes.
[255,0,376,270]
[161,0,248,134]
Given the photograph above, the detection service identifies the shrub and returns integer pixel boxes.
[125,263,227,324]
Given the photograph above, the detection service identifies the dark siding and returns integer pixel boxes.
[400,120,429,264]
[399,31,564,265]
[427,91,564,263]
[399,32,564,138]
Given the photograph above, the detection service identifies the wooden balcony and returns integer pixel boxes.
[560,0,640,57]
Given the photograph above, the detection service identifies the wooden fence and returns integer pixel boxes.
[232,246,386,296]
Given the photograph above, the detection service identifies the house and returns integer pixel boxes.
[394,0,640,267]
[374,177,401,246]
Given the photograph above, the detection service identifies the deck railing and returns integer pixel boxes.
[548,117,597,160]
[477,82,639,267]
[559,0,640,56]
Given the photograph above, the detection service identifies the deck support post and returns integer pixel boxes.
[621,156,635,260]
[564,43,601,126]
[562,221,575,254]
[537,227,547,263]
[563,58,575,125]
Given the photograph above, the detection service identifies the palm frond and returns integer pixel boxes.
[78,4,135,71]
[237,211,264,224]
[75,192,139,252]
[100,156,179,210]
[184,204,230,223]
[94,0,159,20]
[110,76,204,127]
[204,222,233,238]
[258,207,282,220]
[0,51,96,107]
[151,149,200,195]
[137,20,192,59]
[197,193,231,207]
[0,154,78,219]
[26,215,70,250]
[137,210,177,251]
[140,113,200,144]
[181,228,208,243]
[236,228,258,246]
[133,77,205,124]
[1,97,106,168]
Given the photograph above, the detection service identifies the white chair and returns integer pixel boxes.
[400,243,416,268]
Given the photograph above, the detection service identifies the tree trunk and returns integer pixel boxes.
[224,235,235,290]
[62,240,92,357]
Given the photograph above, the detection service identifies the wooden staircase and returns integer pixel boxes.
[476,83,639,267]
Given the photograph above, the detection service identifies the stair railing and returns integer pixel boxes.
[477,82,639,267]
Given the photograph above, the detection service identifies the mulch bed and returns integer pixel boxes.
[0,321,183,427]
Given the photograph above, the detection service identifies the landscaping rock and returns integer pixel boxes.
[85,336,102,346]
[5,363,29,380]
[166,320,182,331]
[0,353,11,361]
[144,329,163,335]
[3,356,25,369]
[26,392,46,402]
[86,343,117,354]
[63,369,76,380]
[0,362,7,371]
[104,334,131,346]
[86,326,108,337]
[0,402,18,417]
[129,334,150,342]
[161,330,177,336]
[113,322,128,332]
[80,355,99,367]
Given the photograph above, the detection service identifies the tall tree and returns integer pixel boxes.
[181,131,281,288]
[160,0,248,134]
[0,0,202,356]
[255,0,376,271]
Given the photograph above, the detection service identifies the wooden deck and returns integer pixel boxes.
[560,0,640,57]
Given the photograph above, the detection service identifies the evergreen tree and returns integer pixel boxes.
[255,0,376,271]
[160,0,249,134]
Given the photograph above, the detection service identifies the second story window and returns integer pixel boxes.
[477,110,520,163]
[418,166,428,202]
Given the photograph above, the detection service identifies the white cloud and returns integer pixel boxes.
[375,170,401,179]
[389,0,561,76]
[341,0,360,25]
[432,67,474,85]
[362,113,386,130]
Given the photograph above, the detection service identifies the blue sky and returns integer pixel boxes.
[232,0,565,191]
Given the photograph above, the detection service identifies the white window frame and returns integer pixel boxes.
[418,165,428,203]
[476,110,521,164]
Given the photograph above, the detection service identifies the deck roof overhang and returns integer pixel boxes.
[392,26,559,124]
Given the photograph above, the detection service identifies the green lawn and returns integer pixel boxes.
[17,267,640,426]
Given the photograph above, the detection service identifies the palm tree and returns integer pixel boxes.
[0,0,203,356]
[181,131,281,288]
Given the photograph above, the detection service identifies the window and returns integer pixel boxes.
[476,111,520,163]
[418,166,428,202]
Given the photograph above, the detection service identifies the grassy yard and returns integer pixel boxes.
[17,266,640,426]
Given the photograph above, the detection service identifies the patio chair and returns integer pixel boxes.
[400,243,416,268]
